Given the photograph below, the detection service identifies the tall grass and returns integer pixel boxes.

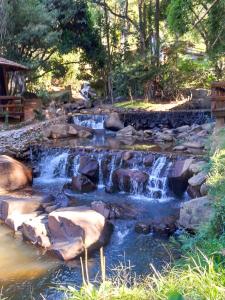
[62,249,225,300]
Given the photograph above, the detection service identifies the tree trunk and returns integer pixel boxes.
[104,0,113,103]
[155,0,160,67]
[138,0,146,54]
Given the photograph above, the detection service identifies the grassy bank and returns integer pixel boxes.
[63,132,225,300]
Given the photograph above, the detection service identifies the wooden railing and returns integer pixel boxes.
[0,96,24,122]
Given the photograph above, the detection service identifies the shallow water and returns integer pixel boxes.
[1,177,182,300]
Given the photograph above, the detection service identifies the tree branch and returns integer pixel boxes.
[193,0,220,29]
[93,0,139,31]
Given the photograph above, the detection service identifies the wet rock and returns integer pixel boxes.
[78,156,99,182]
[189,161,205,174]
[77,130,93,139]
[200,183,209,196]
[45,205,59,214]
[104,112,124,131]
[178,196,213,231]
[183,142,204,149]
[176,125,190,133]
[0,155,32,193]
[91,201,110,219]
[48,206,113,260]
[149,215,177,235]
[112,168,149,193]
[50,124,69,139]
[116,125,137,137]
[143,154,155,167]
[68,125,78,136]
[0,196,42,221]
[22,215,50,248]
[135,222,150,234]
[71,175,96,193]
[155,132,173,142]
[168,159,193,196]
[188,171,207,187]
[91,201,137,219]
[187,185,201,199]
[122,151,134,161]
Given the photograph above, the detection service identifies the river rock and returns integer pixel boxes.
[189,161,205,174]
[0,155,32,193]
[173,145,187,151]
[77,130,93,139]
[0,196,42,221]
[135,222,151,234]
[176,125,190,133]
[188,171,207,187]
[22,215,50,247]
[91,201,137,219]
[78,156,99,182]
[71,175,96,193]
[200,183,209,196]
[50,124,69,139]
[155,132,173,142]
[112,168,149,193]
[178,196,213,231]
[48,206,113,260]
[116,125,137,137]
[168,159,193,196]
[122,151,133,161]
[183,142,204,149]
[143,154,155,167]
[104,112,124,131]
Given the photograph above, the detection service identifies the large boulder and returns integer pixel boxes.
[78,156,99,182]
[116,125,137,137]
[49,124,69,139]
[0,156,32,193]
[178,196,213,231]
[71,175,96,193]
[0,196,41,221]
[168,159,193,196]
[104,112,124,131]
[112,168,149,193]
[22,215,51,248]
[48,206,113,260]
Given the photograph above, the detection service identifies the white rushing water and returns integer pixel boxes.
[38,151,69,182]
[35,150,172,202]
[73,114,106,130]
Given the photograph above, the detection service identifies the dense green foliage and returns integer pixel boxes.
[0,0,224,98]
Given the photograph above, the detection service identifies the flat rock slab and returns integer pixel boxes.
[0,196,42,221]
[5,212,41,231]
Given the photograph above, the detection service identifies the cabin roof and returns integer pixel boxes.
[0,57,28,71]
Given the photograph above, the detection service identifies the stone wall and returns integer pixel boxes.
[120,110,213,130]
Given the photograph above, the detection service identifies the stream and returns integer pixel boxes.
[0,113,203,300]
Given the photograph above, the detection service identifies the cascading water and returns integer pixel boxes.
[72,114,106,130]
[33,148,172,202]
[37,151,69,181]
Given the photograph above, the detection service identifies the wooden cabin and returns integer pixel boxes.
[0,57,28,121]
[211,81,225,129]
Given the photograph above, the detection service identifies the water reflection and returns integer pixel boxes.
[0,224,58,283]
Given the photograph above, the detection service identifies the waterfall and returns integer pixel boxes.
[72,114,106,130]
[38,151,69,181]
[146,156,172,202]
[97,153,104,189]
[33,148,172,202]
